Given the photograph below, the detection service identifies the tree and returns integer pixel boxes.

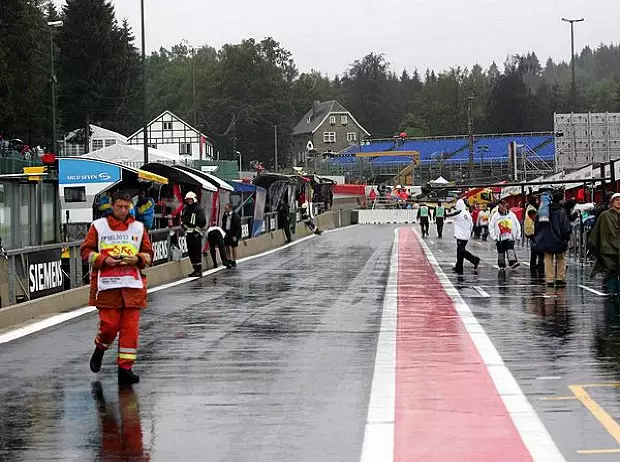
[0,0,50,146]
[57,0,140,136]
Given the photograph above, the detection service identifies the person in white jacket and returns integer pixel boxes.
[489,200,522,270]
[447,199,480,274]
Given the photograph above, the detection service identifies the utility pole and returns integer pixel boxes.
[192,47,197,129]
[274,124,278,172]
[562,17,584,113]
[141,0,148,164]
[47,21,63,154]
[467,96,474,179]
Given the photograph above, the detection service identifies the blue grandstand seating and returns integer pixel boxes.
[329,135,555,167]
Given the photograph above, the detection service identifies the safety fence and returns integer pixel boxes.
[3,212,279,306]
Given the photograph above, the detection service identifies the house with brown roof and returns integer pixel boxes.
[291,101,370,165]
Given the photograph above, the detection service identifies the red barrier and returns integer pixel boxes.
[333,184,366,196]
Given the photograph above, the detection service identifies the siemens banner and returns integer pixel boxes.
[59,158,121,184]
[28,249,64,299]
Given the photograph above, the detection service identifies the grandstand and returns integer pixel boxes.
[315,132,556,184]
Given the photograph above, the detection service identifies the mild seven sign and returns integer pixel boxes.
[58,158,121,184]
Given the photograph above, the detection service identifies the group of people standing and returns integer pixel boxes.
[181,192,242,277]
[445,194,572,286]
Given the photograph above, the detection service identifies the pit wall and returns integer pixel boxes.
[0,209,353,331]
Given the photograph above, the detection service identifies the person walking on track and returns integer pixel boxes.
[525,195,544,277]
[489,200,522,271]
[589,192,620,295]
[434,201,445,238]
[447,198,480,275]
[81,191,153,385]
[534,191,572,288]
[182,191,207,277]
[477,206,490,241]
[418,203,430,238]
[222,203,242,267]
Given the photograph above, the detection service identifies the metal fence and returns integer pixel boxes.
[4,213,279,306]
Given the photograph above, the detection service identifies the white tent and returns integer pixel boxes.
[431,176,450,184]
[80,144,189,166]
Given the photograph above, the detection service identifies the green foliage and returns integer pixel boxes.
[56,0,140,135]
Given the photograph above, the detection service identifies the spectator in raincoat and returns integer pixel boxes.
[525,195,544,276]
[489,200,521,270]
[589,192,620,295]
[447,198,480,275]
[135,187,155,230]
[534,191,572,288]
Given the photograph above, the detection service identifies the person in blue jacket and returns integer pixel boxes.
[98,192,136,219]
[135,187,155,229]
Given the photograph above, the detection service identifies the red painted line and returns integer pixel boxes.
[394,228,532,461]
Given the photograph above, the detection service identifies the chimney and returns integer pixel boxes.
[312,100,321,118]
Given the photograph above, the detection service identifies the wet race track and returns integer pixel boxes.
[1,224,620,460]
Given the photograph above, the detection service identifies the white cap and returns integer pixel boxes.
[185,191,197,201]
[611,193,620,201]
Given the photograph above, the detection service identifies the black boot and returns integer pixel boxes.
[189,265,202,277]
[90,347,105,373]
[118,367,140,385]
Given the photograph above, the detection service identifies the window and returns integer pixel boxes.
[64,186,87,203]
[163,121,173,130]
[0,184,11,248]
[306,115,311,124]
[323,132,336,143]
[180,143,192,155]
[347,132,357,142]
[329,116,336,125]
[104,139,116,147]
[148,143,157,149]
[92,139,103,151]
[41,183,56,244]
[341,115,348,125]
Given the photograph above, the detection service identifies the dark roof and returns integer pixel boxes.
[292,100,350,135]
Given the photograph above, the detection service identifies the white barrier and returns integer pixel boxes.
[357,209,418,224]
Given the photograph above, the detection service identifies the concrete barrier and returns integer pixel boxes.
[0,208,354,331]
[356,209,418,224]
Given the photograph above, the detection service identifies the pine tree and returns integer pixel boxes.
[57,0,140,136]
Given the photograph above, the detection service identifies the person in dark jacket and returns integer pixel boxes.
[182,191,207,277]
[222,203,242,267]
[277,200,292,243]
[533,191,572,287]
[595,191,614,220]
[205,221,229,269]
[589,192,620,294]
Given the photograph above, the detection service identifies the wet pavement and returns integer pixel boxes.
[3,223,620,460]
[0,226,392,461]
[419,221,620,461]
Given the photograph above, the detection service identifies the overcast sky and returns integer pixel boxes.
[62,0,618,76]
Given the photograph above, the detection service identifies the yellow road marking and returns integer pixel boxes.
[577,448,620,455]
[569,385,620,444]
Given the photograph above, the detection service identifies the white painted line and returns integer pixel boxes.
[414,228,566,462]
[473,286,490,298]
[0,225,357,346]
[536,376,562,381]
[360,228,398,462]
[578,285,607,297]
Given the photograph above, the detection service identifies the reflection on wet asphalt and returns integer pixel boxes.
[0,226,392,461]
[4,222,620,461]
[424,223,620,461]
